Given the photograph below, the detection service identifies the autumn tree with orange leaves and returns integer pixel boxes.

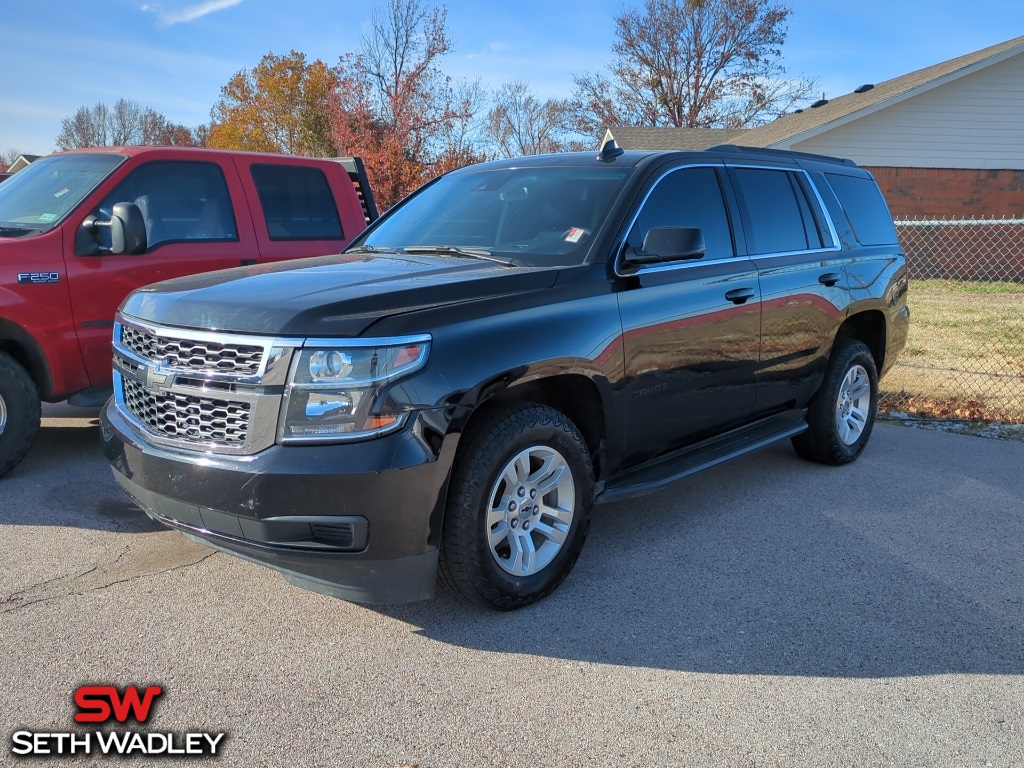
[331,0,482,209]
[209,50,339,157]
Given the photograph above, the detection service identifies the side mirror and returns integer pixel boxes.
[81,202,147,255]
[627,226,706,265]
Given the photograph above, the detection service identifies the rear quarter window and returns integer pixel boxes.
[825,173,898,246]
[250,164,343,241]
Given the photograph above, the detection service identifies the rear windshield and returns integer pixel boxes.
[0,154,125,238]
[825,173,898,246]
[359,166,632,266]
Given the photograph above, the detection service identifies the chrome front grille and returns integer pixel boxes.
[120,325,264,375]
[122,378,250,446]
[113,317,301,455]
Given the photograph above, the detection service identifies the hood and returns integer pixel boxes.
[119,252,560,337]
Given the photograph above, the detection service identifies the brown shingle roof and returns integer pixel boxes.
[606,34,1024,152]
[604,126,747,151]
[745,34,1024,147]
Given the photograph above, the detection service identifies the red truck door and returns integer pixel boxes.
[62,154,260,391]
[233,157,363,262]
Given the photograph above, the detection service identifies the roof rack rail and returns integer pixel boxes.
[706,144,857,167]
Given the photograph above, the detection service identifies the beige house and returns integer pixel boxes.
[604,35,1024,218]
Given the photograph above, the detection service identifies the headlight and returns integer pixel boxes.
[279,335,430,443]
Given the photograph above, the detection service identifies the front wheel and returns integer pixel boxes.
[792,340,879,466]
[439,403,594,610]
[0,351,41,478]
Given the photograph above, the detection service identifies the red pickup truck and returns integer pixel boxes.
[0,146,377,477]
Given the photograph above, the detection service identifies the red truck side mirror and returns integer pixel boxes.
[81,202,148,256]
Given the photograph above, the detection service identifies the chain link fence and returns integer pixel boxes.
[880,217,1024,423]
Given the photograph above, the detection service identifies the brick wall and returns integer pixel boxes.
[865,166,1024,218]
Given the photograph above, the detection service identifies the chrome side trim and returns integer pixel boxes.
[614,162,845,279]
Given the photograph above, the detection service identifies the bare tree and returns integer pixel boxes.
[433,78,489,171]
[571,0,815,136]
[56,103,111,149]
[333,0,485,208]
[56,99,206,149]
[486,81,585,158]
[1,148,27,173]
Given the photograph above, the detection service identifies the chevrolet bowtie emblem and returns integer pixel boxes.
[143,362,173,392]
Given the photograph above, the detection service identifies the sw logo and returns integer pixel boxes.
[74,685,163,723]
[9,684,226,758]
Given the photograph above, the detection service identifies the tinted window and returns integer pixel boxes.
[733,168,813,254]
[826,173,898,246]
[98,161,236,249]
[626,166,734,259]
[795,173,834,248]
[251,164,342,240]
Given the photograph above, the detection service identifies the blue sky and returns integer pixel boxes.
[2,0,1021,154]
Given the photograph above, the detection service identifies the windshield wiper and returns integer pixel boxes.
[345,244,400,255]
[0,225,35,238]
[399,245,517,266]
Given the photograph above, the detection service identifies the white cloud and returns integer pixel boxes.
[142,0,243,26]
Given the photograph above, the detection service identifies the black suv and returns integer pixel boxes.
[101,144,909,610]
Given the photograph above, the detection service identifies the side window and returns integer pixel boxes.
[825,173,898,246]
[626,166,734,260]
[250,164,343,240]
[97,161,236,250]
[795,173,834,248]
[732,168,814,255]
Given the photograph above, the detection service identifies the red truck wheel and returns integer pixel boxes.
[0,352,40,478]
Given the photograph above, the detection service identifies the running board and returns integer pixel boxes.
[596,410,808,505]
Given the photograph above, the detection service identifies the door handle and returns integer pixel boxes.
[818,272,842,287]
[725,287,756,304]
[241,259,257,266]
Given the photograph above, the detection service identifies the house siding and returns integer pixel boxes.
[784,54,1024,170]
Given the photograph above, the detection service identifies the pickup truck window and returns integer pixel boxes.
[625,166,734,259]
[360,166,631,266]
[0,153,124,236]
[250,164,343,241]
[96,161,237,250]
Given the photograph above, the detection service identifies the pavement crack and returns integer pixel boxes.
[0,548,128,608]
[2,548,216,615]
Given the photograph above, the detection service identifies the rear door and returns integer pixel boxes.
[726,164,849,412]
[616,163,761,466]
[234,158,356,263]
[63,154,259,389]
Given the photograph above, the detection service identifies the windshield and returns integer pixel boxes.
[358,166,632,266]
[0,154,125,237]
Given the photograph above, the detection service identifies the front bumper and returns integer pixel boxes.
[101,399,461,603]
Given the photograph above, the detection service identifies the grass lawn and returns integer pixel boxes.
[880,279,1024,421]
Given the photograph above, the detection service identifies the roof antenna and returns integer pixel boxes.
[598,136,624,161]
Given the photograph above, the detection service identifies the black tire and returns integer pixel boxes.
[0,351,41,478]
[438,403,594,610]
[792,340,879,466]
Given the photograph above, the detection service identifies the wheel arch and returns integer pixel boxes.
[456,372,609,481]
[0,319,54,400]
[834,309,886,373]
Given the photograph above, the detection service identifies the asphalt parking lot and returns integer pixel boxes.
[2,404,1023,767]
